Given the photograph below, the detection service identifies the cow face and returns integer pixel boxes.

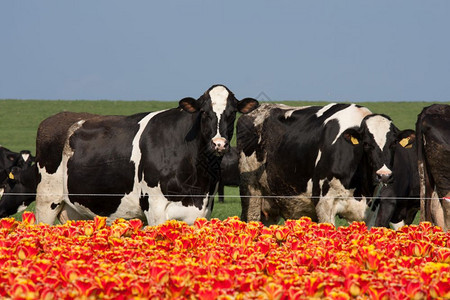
[179,85,259,156]
[359,114,415,185]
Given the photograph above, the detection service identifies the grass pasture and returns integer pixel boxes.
[1,99,448,222]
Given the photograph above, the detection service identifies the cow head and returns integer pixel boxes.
[179,85,259,156]
[0,164,38,218]
[0,149,34,191]
[358,114,416,185]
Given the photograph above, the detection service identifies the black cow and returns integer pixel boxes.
[218,147,240,203]
[0,146,34,190]
[372,129,420,229]
[237,103,413,226]
[0,164,38,218]
[34,85,258,225]
[0,148,35,218]
[416,104,450,231]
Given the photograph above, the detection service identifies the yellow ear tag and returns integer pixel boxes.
[399,137,411,148]
[8,172,14,180]
[350,136,359,145]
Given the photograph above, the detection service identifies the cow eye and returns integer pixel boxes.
[201,112,212,120]
[363,142,373,150]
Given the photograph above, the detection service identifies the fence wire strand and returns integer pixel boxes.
[0,192,441,201]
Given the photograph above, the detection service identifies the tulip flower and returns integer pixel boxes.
[0,216,448,298]
[21,211,36,225]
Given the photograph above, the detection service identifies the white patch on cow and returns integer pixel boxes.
[0,188,3,198]
[283,105,311,119]
[390,220,405,230]
[316,103,337,118]
[62,201,97,221]
[315,150,322,167]
[376,164,392,175]
[123,110,167,224]
[130,111,166,166]
[166,193,212,225]
[140,182,212,226]
[36,120,87,224]
[209,86,229,139]
[284,110,296,119]
[21,153,30,162]
[365,115,392,150]
[316,178,368,224]
[239,151,265,173]
[249,103,307,126]
[252,104,274,127]
[323,104,372,145]
[16,204,28,213]
[102,192,146,224]
[36,164,65,224]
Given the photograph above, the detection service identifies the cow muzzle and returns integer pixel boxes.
[375,166,392,185]
[211,137,229,155]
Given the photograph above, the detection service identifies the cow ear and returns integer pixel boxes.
[237,98,259,114]
[343,129,361,146]
[398,129,415,148]
[179,97,199,113]
[7,154,16,161]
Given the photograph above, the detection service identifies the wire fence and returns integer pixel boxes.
[0,192,439,201]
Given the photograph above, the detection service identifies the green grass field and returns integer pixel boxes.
[1,99,448,223]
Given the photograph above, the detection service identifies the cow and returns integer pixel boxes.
[34,85,258,225]
[237,103,414,226]
[416,104,450,231]
[372,129,420,229]
[218,146,240,203]
[0,164,38,218]
[0,148,36,218]
[0,147,34,197]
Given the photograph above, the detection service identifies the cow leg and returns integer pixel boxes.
[430,191,446,230]
[403,200,420,225]
[143,193,169,226]
[260,198,281,226]
[35,167,65,224]
[218,181,225,203]
[240,182,263,222]
[441,194,450,231]
[315,198,336,225]
[57,203,90,224]
[375,199,396,228]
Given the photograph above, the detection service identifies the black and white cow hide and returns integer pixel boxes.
[417,104,450,231]
[34,85,258,225]
[237,103,413,226]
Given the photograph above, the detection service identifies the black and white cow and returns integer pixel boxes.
[0,148,36,218]
[373,129,420,229]
[0,164,38,218]
[218,146,240,203]
[416,104,450,231]
[0,147,34,196]
[237,103,412,226]
[34,85,258,225]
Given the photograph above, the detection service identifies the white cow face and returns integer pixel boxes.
[360,114,415,185]
[179,85,258,156]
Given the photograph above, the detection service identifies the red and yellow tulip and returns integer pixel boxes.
[0,213,448,299]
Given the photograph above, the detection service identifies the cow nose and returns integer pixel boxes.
[376,168,392,184]
[211,137,229,154]
[377,173,392,184]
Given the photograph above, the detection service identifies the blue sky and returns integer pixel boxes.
[1,1,449,102]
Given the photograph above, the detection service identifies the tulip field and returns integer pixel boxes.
[0,212,449,299]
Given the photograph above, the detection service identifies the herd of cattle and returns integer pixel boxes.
[0,85,448,231]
